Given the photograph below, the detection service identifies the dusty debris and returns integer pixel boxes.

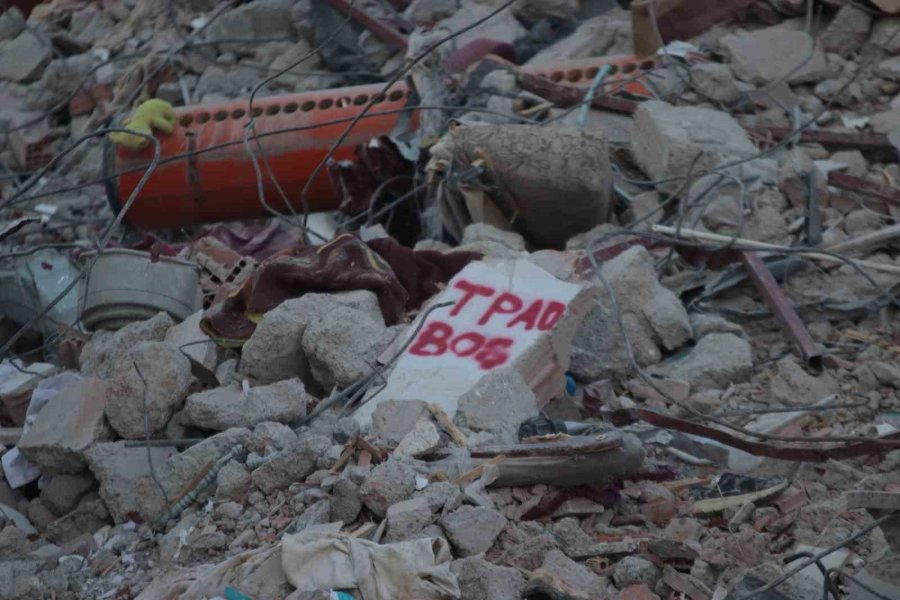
[2,1,900,599]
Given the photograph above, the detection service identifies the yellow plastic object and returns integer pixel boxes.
[110,99,176,150]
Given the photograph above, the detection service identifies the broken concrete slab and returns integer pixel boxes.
[690,62,741,105]
[359,458,418,518]
[461,223,526,252]
[613,555,661,589]
[105,341,192,439]
[79,312,174,379]
[770,356,836,407]
[600,246,692,351]
[454,369,539,444]
[183,378,307,431]
[526,10,632,65]
[869,17,900,54]
[216,460,252,502]
[204,0,296,50]
[240,291,383,386]
[0,7,24,42]
[541,549,607,594]
[372,400,432,445]
[632,101,768,196]
[721,27,830,85]
[0,31,52,83]
[652,333,753,390]
[249,421,298,454]
[164,310,217,372]
[820,5,872,57]
[355,259,592,431]
[330,478,363,524]
[84,441,177,523]
[301,305,392,390]
[250,440,318,494]
[385,496,433,542]
[440,505,507,557]
[452,556,527,600]
[17,378,113,474]
[40,474,96,516]
[44,496,109,544]
[393,418,442,458]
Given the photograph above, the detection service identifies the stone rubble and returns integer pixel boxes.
[1,2,899,600]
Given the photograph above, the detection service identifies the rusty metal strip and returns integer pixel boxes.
[323,0,410,52]
[468,434,622,458]
[516,71,640,114]
[747,126,900,161]
[827,171,900,207]
[605,408,900,462]
[740,250,824,369]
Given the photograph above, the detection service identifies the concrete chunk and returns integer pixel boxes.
[721,27,829,85]
[385,496,433,542]
[79,312,174,379]
[541,549,606,593]
[164,310,216,372]
[184,379,307,431]
[393,419,441,458]
[452,557,527,600]
[18,378,112,474]
[820,5,871,57]
[372,400,431,445]
[301,305,391,389]
[251,441,317,494]
[40,474,96,516]
[652,333,753,389]
[355,259,592,430]
[441,505,507,557]
[359,458,417,518]
[0,31,52,82]
[455,369,538,444]
[689,63,741,104]
[241,291,382,386]
[84,442,177,523]
[632,101,759,186]
[105,342,192,439]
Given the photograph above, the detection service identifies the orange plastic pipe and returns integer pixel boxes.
[109,56,658,230]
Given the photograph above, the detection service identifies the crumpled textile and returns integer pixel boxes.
[135,544,291,600]
[281,531,460,600]
[201,234,480,342]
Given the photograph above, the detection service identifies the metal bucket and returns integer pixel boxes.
[78,249,202,331]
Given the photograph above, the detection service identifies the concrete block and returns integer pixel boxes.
[0,31,52,82]
[721,27,829,85]
[79,312,174,379]
[355,259,592,433]
[164,310,217,372]
[440,505,507,556]
[385,496,433,542]
[652,333,753,389]
[184,379,307,430]
[18,378,112,474]
[105,342,192,439]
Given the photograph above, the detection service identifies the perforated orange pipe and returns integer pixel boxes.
[108,56,657,230]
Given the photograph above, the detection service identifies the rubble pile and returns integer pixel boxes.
[2,1,900,599]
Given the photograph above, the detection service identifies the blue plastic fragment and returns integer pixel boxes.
[565,374,576,396]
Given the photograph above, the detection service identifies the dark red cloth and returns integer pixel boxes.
[201,234,481,341]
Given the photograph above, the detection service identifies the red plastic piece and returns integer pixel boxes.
[111,56,658,230]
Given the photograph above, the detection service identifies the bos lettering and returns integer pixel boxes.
[407,280,569,370]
